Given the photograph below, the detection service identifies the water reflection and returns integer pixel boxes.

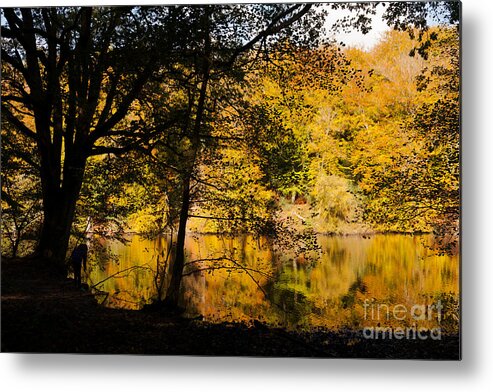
[88,234,459,332]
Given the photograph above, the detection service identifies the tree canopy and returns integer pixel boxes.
[1,3,460,308]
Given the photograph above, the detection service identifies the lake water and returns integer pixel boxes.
[88,234,459,332]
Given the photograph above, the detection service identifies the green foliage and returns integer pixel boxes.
[311,172,361,232]
[247,102,310,200]
[1,122,43,257]
[76,155,134,241]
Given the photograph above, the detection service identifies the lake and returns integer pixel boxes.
[88,234,459,332]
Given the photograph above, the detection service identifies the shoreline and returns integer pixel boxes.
[1,256,459,359]
[94,230,435,237]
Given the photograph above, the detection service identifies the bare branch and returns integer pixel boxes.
[90,265,153,289]
[188,214,254,221]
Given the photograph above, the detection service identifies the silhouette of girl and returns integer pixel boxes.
[71,244,88,289]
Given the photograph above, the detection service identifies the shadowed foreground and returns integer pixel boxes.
[1,258,459,359]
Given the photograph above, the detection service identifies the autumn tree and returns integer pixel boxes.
[361,27,460,250]
[1,2,461,302]
[126,4,335,308]
[1,7,183,266]
[245,45,355,205]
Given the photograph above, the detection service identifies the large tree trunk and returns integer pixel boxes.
[37,194,78,269]
[36,155,86,270]
[163,176,191,308]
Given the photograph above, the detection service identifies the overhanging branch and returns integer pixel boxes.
[222,4,312,68]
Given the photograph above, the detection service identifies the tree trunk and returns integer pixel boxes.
[163,175,191,308]
[37,203,75,268]
[36,157,86,270]
[12,238,20,259]
[163,7,211,309]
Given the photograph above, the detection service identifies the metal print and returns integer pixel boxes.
[1,2,460,359]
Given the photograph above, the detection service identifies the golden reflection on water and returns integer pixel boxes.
[88,234,459,331]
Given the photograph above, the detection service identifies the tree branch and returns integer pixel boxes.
[188,214,254,221]
[222,4,312,68]
[1,104,38,141]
